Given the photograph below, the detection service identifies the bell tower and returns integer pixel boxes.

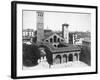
[36,11,44,42]
[62,23,69,43]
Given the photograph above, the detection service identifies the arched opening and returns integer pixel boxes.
[50,38,53,43]
[55,55,61,64]
[68,54,73,61]
[58,38,60,42]
[74,53,78,61]
[54,35,57,42]
[63,54,67,63]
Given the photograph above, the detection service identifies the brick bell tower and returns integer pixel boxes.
[36,11,44,42]
[62,23,69,43]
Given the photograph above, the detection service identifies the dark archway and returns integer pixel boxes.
[50,38,53,43]
[55,55,61,64]
[63,54,67,63]
[69,54,73,61]
[58,38,60,42]
[54,35,57,42]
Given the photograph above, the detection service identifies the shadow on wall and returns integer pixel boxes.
[79,45,91,66]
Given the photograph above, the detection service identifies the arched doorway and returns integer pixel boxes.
[55,55,61,64]
[74,53,78,61]
[68,54,73,61]
[63,54,67,63]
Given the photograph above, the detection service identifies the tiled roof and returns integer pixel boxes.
[41,42,80,53]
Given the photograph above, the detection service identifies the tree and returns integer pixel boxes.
[23,43,41,67]
[45,48,53,68]
[32,36,37,43]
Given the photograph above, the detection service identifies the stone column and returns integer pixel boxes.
[77,53,80,61]
[67,53,69,62]
[52,54,55,65]
[72,53,75,61]
[61,54,63,64]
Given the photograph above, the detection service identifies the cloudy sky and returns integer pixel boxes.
[23,10,91,32]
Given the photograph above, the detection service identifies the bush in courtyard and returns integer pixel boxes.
[23,43,41,67]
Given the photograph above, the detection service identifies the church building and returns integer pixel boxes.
[35,11,81,64]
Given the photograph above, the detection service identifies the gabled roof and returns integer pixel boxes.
[44,32,64,41]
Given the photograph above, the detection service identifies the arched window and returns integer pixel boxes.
[58,38,60,42]
[50,38,53,43]
[54,35,57,42]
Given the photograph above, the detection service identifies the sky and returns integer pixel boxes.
[23,10,91,32]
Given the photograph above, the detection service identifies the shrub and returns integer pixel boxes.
[45,48,53,68]
[23,43,41,67]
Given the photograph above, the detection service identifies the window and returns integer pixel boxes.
[50,38,53,43]
[54,36,57,42]
[46,40,48,42]
[58,38,60,42]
